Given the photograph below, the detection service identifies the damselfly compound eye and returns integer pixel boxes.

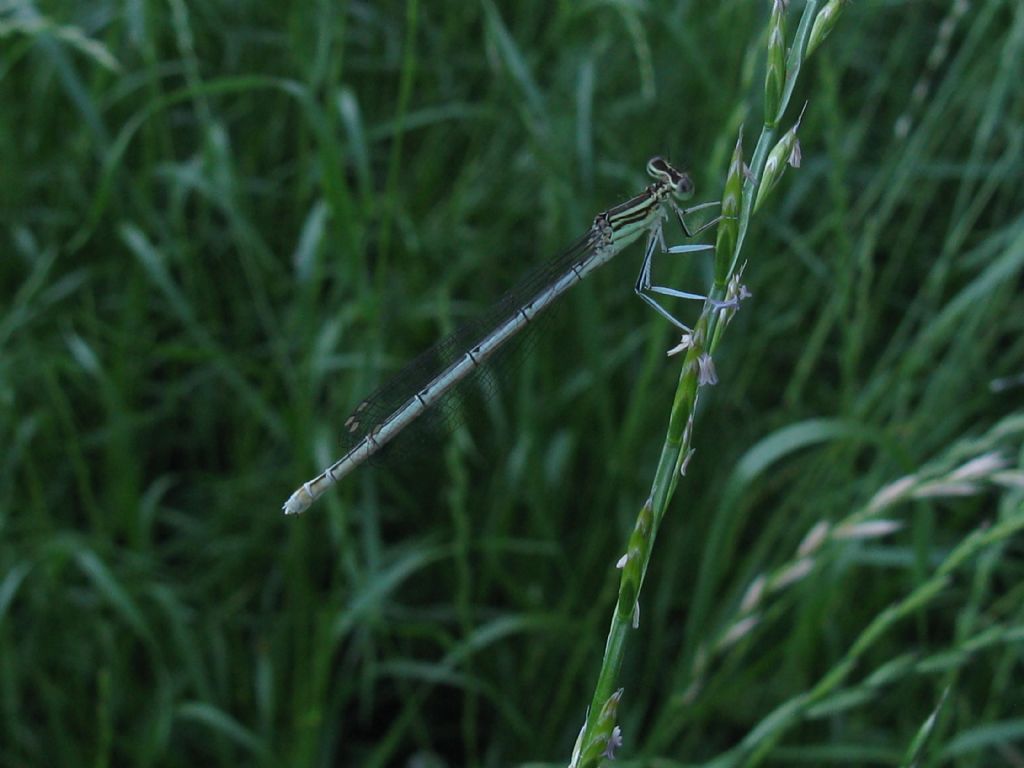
[674,173,694,197]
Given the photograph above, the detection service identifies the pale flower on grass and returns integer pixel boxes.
[698,353,718,386]
[949,451,1007,481]
[771,557,814,591]
[912,481,981,499]
[798,521,830,557]
[866,475,916,513]
[787,138,802,168]
[679,448,696,477]
[603,726,622,760]
[666,333,694,357]
[740,575,768,614]
[833,520,904,541]
[718,615,761,651]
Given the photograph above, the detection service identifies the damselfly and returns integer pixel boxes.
[283,157,718,515]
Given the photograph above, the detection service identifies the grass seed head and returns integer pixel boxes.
[715,131,745,284]
[807,0,847,58]
[765,0,787,127]
[754,104,807,213]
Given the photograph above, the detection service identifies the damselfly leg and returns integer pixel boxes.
[673,199,721,238]
[634,200,720,331]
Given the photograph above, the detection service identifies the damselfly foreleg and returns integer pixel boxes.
[673,199,721,238]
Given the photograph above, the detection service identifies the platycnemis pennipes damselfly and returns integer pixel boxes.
[283,157,717,515]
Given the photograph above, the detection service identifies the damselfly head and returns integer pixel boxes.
[646,156,694,200]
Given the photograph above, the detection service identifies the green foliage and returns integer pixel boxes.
[2,0,1023,766]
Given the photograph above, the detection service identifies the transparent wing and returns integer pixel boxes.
[336,227,603,467]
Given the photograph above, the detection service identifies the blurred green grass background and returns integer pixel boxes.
[3,0,1024,765]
